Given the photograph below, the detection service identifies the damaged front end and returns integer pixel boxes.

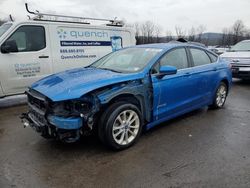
[20,89,99,143]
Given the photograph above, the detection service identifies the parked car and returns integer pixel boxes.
[220,40,250,79]
[209,45,230,55]
[0,4,135,98]
[21,42,232,150]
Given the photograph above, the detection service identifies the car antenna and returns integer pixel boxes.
[9,14,14,22]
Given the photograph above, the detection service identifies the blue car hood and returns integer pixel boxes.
[32,67,143,101]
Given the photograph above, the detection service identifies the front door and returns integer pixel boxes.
[151,47,197,121]
[0,24,52,95]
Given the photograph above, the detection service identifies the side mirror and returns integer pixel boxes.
[157,65,177,78]
[1,40,18,53]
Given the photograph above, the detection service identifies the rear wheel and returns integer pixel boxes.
[210,82,228,109]
[98,102,143,150]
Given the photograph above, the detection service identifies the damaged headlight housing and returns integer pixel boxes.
[66,100,92,114]
[52,98,92,117]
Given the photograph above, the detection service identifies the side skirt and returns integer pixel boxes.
[146,101,211,130]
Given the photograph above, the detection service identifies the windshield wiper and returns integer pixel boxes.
[98,67,122,73]
[85,65,93,68]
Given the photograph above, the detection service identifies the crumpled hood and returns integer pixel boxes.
[32,67,143,101]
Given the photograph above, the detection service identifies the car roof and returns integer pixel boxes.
[133,42,207,51]
[239,40,250,43]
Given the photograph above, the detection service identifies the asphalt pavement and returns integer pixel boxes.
[0,79,249,188]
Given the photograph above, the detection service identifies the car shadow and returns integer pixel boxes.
[37,107,208,155]
[42,135,112,154]
[232,78,250,86]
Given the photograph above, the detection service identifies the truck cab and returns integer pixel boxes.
[0,21,53,97]
[0,17,135,98]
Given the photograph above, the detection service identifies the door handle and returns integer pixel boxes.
[39,55,49,59]
[183,72,191,77]
[213,67,218,71]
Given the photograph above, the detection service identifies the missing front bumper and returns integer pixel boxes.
[20,112,84,142]
[20,112,52,138]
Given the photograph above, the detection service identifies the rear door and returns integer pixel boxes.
[188,47,218,102]
[0,24,53,95]
[151,47,198,120]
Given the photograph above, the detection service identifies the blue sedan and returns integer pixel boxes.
[21,42,232,150]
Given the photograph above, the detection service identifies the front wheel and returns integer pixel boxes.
[210,82,228,109]
[98,102,143,150]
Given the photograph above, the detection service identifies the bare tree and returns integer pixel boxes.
[154,24,162,43]
[133,22,141,44]
[221,28,227,46]
[221,28,232,46]
[165,30,173,42]
[136,21,162,44]
[144,21,156,43]
[139,22,147,44]
[188,27,196,41]
[130,19,250,46]
[175,26,186,38]
[196,25,206,42]
[245,29,250,39]
[232,20,246,44]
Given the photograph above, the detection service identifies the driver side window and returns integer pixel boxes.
[151,48,188,74]
[4,25,46,52]
[160,48,188,69]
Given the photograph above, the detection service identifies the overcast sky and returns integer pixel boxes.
[1,0,250,34]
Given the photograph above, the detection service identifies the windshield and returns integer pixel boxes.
[90,47,162,73]
[0,23,12,38]
[231,41,250,51]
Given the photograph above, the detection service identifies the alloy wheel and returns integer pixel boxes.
[112,110,140,145]
[216,84,227,107]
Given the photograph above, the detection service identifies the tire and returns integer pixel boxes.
[98,101,143,150]
[210,82,228,109]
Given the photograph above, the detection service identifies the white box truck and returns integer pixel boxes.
[0,4,135,98]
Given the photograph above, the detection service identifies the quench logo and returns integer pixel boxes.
[57,29,67,39]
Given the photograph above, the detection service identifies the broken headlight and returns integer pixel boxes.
[52,99,92,117]
[65,100,92,114]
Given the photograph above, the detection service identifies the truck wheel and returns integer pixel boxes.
[210,82,228,109]
[98,102,143,150]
